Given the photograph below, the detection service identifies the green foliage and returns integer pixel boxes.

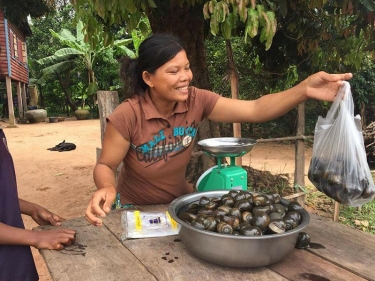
[205,36,266,100]
[69,0,375,130]
[25,0,375,127]
[0,0,52,23]
[38,19,134,92]
[94,48,122,91]
[27,4,79,111]
[43,82,70,114]
[130,17,152,56]
[205,36,300,138]
[350,61,375,124]
[339,201,375,234]
[72,0,151,48]
[27,5,74,68]
[203,2,277,50]
[71,0,375,60]
[27,4,138,115]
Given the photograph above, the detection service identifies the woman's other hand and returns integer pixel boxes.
[304,71,353,101]
[84,187,117,226]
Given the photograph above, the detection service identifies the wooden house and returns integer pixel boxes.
[0,10,31,127]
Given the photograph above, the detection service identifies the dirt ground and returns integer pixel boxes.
[0,117,312,280]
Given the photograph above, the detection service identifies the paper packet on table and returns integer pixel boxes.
[121,210,180,240]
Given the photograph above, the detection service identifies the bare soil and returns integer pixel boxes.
[0,117,313,280]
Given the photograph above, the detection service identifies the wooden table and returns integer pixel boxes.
[38,205,375,281]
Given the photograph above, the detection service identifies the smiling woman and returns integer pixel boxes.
[83,33,352,227]
[141,50,193,116]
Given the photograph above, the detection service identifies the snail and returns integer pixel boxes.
[178,191,306,237]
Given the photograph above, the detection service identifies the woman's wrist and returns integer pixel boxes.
[97,184,117,193]
[295,79,309,101]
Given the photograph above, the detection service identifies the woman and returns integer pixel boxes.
[85,33,352,226]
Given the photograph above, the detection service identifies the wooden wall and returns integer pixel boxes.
[0,10,29,84]
[0,11,8,80]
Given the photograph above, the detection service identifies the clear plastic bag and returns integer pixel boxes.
[308,81,375,206]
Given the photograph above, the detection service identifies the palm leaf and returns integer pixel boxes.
[37,48,83,65]
[55,48,84,56]
[76,20,85,44]
[40,60,75,75]
[35,75,49,86]
[117,45,136,58]
[114,38,133,46]
[50,29,82,51]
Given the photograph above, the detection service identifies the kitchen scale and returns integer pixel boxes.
[196,137,257,192]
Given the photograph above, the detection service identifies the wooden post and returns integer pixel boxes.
[232,79,241,167]
[29,85,38,107]
[333,201,340,221]
[5,76,17,128]
[226,40,242,167]
[97,90,120,180]
[294,103,305,205]
[97,91,119,145]
[16,82,23,119]
[22,83,27,115]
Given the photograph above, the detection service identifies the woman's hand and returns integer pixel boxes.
[85,187,117,226]
[304,71,353,101]
[86,122,130,226]
[32,228,76,250]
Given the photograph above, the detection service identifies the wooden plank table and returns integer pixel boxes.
[38,205,375,281]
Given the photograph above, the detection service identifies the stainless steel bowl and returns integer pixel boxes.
[168,190,310,268]
[197,137,257,158]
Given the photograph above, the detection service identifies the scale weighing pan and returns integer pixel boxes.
[197,137,257,158]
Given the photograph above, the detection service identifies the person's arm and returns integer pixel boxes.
[0,222,76,250]
[85,121,130,226]
[19,199,64,226]
[208,71,353,123]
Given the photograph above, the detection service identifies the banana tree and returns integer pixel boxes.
[38,20,133,100]
[35,54,79,112]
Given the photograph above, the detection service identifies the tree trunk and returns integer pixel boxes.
[39,85,45,109]
[148,0,218,187]
[360,101,366,130]
[57,73,77,112]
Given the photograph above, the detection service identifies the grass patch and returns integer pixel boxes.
[338,171,375,234]
[339,202,375,234]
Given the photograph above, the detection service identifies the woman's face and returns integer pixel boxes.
[144,50,193,102]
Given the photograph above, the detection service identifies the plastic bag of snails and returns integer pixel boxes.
[308,81,375,206]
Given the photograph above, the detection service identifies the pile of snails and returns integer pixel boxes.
[177,190,304,236]
[308,157,375,205]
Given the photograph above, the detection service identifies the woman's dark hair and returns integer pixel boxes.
[120,33,185,97]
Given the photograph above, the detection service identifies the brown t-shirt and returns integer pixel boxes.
[107,87,220,205]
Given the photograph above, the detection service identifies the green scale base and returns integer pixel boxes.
[197,164,247,192]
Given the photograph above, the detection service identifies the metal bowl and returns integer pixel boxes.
[168,190,310,268]
[197,137,257,158]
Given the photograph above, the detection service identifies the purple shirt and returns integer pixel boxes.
[0,128,38,281]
